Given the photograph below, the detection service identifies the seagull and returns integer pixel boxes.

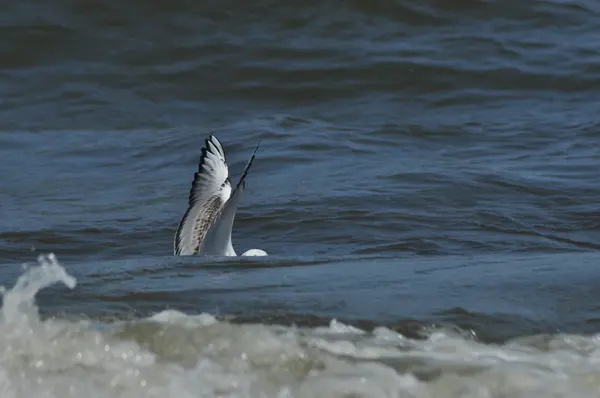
[173,134,267,257]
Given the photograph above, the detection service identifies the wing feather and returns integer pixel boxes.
[174,135,231,255]
[201,141,261,254]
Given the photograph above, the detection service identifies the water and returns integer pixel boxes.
[3,254,600,397]
[1,0,600,396]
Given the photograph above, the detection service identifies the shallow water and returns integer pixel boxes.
[1,0,600,396]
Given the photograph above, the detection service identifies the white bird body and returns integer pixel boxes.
[173,135,267,257]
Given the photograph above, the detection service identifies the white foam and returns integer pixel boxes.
[0,253,600,397]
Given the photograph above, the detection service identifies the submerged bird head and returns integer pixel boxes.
[241,249,268,256]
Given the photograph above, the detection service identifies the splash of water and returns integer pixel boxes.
[0,253,76,327]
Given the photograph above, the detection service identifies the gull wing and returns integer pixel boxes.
[201,141,260,255]
[174,135,232,255]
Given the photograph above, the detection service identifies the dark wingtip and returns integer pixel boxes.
[205,134,214,148]
[198,146,208,172]
[231,139,261,193]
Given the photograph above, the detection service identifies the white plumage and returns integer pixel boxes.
[173,135,267,257]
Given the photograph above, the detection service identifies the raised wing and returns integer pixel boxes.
[201,141,260,255]
[174,135,232,255]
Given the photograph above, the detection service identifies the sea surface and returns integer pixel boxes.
[1,1,600,397]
